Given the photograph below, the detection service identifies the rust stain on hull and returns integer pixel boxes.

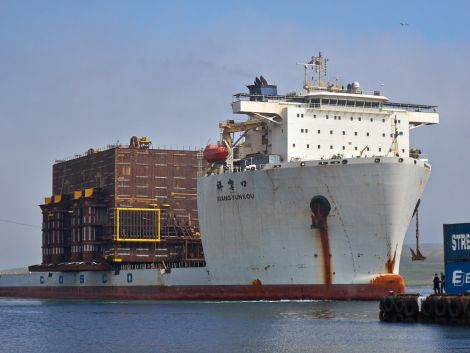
[385,248,397,273]
[318,228,332,285]
[310,195,333,286]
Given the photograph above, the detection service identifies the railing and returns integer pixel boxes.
[55,144,201,163]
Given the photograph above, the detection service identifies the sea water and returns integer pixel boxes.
[1,292,469,353]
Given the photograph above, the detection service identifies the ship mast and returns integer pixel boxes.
[299,52,329,93]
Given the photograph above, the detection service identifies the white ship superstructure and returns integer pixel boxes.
[197,53,438,295]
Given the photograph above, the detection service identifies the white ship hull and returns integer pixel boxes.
[197,157,430,288]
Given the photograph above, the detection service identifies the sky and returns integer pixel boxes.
[0,0,469,268]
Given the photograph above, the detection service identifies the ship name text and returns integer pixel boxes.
[217,193,255,202]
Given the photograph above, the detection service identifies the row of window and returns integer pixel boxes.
[292,144,406,153]
[296,113,401,124]
[300,129,401,138]
[309,98,382,108]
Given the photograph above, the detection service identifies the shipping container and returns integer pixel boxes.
[445,261,470,294]
[443,223,470,262]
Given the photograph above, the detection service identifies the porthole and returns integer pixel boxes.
[342,160,348,164]
[398,158,404,163]
[374,158,381,163]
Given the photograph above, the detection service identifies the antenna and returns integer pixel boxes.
[297,52,329,93]
[388,118,401,157]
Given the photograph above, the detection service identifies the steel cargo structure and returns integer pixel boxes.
[32,142,205,272]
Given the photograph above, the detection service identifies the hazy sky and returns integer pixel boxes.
[0,0,469,268]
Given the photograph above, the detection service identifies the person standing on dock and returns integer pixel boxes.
[440,272,445,294]
[433,273,440,295]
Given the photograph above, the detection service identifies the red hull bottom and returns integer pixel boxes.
[0,277,404,301]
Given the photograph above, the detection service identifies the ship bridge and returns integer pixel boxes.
[227,54,438,165]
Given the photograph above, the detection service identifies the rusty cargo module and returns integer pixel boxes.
[32,138,205,272]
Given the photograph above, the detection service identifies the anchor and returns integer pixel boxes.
[410,199,426,261]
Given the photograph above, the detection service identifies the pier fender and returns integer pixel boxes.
[383,296,395,313]
[434,298,448,317]
[463,301,470,317]
[404,300,419,317]
[448,298,463,318]
[421,299,434,317]
[394,297,405,313]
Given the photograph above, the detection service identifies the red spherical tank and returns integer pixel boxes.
[203,144,229,163]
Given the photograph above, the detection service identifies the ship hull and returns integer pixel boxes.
[0,283,401,301]
[197,157,430,289]
[0,268,402,300]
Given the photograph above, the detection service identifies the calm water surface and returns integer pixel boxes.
[0,294,469,353]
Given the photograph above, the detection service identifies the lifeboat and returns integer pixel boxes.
[203,144,229,163]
